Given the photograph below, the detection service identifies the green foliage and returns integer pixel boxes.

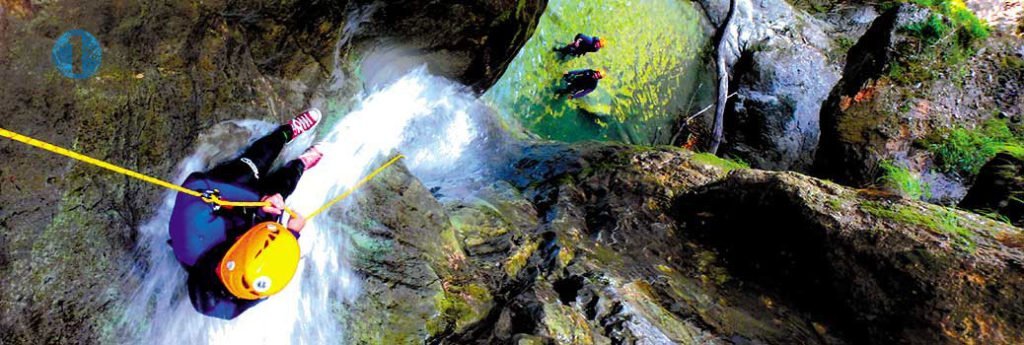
[903,0,990,43]
[879,161,930,200]
[860,201,977,251]
[888,0,989,85]
[904,14,951,44]
[981,210,1014,225]
[924,119,1023,176]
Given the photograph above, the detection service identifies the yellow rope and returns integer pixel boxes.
[1,127,204,198]
[307,154,405,220]
[0,126,400,221]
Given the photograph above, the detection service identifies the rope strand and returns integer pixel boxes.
[0,126,400,221]
[307,154,405,220]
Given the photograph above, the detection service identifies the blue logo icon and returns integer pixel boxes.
[51,29,102,79]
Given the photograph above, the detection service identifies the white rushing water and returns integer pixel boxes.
[117,68,511,344]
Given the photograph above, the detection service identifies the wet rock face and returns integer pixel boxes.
[696,0,875,171]
[813,3,931,186]
[725,45,839,171]
[342,162,462,343]
[354,0,547,91]
[960,153,1024,227]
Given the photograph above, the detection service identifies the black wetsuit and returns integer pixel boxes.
[558,33,601,56]
[169,125,304,320]
[559,69,601,99]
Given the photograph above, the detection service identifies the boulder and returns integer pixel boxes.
[695,0,876,171]
[812,1,1024,204]
[342,161,468,343]
[960,152,1024,227]
[677,168,1024,344]
[813,3,932,186]
[490,142,1024,344]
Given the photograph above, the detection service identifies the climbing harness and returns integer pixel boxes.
[0,126,403,221]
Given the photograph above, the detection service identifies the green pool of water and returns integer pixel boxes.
[485,0,713,144]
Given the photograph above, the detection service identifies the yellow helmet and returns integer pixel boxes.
[217,222,300,300]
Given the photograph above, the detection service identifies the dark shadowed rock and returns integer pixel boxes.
[725,44,839,171]
[676,169,1024,344]
[352,0,547,91]
[961,153,1024,227]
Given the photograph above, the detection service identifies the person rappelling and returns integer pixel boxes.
[1,106,406,322]
[168,109,324,320]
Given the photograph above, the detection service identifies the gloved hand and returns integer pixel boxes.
[287,212,306,233]
[260,193,285,215]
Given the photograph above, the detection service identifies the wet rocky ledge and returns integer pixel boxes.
[342,142,1024,344]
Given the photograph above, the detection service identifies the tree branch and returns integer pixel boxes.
[709,0,738,154]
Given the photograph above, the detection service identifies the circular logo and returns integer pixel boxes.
[51,29,102,79]
[253,276,272,293]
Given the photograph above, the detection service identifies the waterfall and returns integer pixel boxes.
[115,68,512,344]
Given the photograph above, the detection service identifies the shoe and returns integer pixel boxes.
[288,108,322,139]
[298,144,324,170]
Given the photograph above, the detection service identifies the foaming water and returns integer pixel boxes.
[116,68,511,344]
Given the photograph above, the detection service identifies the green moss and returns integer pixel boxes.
[834,36,856,56]
[587,244,625,270]
[504,240,539,276]
[694,250,730,285]
[540,299,595,344]
[1000,54,1024,71]
[690,153,750,172]
[878,160,930,200]
[828,198,845,211]
[922,119,1023,176]
[348,301,432,345]
[428,283,493,335]
[860,201,977,251]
